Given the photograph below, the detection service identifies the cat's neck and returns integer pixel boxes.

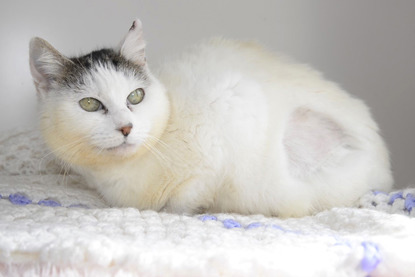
[76,143,172,209]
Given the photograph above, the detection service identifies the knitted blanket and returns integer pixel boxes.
[0,129,414,277]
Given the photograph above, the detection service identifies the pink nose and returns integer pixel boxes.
[119,124,133,137]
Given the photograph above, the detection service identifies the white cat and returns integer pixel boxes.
[29,19,393,217]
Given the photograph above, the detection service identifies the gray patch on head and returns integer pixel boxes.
[56,48,148,90]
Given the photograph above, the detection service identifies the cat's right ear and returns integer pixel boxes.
[119,19,146,66]
[29,37,70,94]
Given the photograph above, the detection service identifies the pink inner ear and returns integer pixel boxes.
[29,58,44,84]
[120,19,146,66]
[283,108,347,177]
[29,54,50,92]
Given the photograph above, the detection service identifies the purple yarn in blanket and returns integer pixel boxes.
[404,193,415,212]
[9,193,32,205]
[372,190,388,195]
[246,222,263,229]
[38,199,62,207]
[360,241,381,273]
[199,215,218,222]
[388,191,404,205]
[2,193,89,208]
[270,224,285,231]
[223,219,242,229]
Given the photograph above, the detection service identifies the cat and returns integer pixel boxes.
[29,19,393,217]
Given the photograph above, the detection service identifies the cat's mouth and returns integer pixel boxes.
[104,142,138,156]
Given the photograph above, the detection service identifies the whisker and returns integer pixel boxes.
[38,137,83,171]
[141,141,171,168]
[38,136,87,186]
[145,135,190,166]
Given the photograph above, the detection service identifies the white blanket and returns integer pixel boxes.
[0,130,414,277]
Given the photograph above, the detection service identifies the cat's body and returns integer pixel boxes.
[29,20,393,217]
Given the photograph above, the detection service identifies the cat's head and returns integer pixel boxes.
[29,20,170,167]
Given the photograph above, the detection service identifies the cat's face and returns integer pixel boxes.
[29,20,169,166]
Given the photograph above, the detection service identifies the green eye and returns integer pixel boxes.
[127,88,145,105]
[79,97,103,112]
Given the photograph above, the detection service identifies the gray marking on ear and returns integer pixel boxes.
[129,20,136,31]
[29,37,73,93]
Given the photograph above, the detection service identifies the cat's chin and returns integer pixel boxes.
[104,143,139,157]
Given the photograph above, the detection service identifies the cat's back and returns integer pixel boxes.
[158,38,304,131]
[156,38,392,216]
[157,38,375,143]
[158,37,357,112]
[159,37,323,92]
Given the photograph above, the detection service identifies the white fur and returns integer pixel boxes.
[30,22,393,217]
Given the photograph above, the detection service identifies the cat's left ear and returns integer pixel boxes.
[29,37,71,94]
[119,19,146,66]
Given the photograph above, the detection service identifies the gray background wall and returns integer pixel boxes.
[0,0,414,188]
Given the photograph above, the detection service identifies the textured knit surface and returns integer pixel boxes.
[0,129,414,277]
